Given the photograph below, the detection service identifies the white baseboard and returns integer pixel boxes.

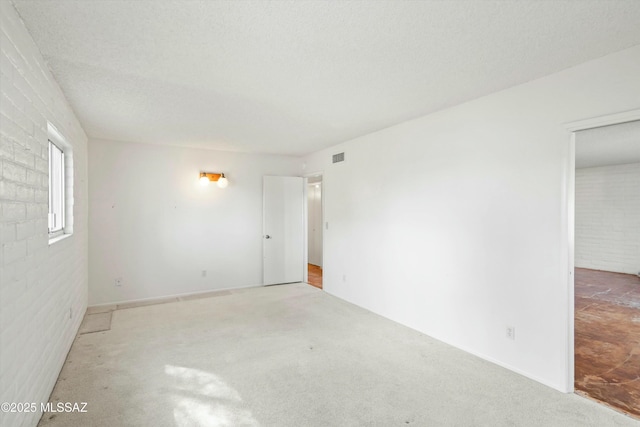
[88,283,263,308]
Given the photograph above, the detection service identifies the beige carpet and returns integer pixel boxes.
[36,283,636,427]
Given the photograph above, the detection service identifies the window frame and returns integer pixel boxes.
[47,122,73,244]
[48,139,65,238]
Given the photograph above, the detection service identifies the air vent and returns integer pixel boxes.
[332,152,345,163]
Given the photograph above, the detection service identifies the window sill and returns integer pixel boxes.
[49,233,72,246]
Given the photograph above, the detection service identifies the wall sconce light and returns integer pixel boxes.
[199,172,229,188]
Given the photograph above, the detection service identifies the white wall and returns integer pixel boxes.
[303,45,640,392]
[307,183,323,267]
[575,162,640,275]
[88,139,300,305]
[0,3,89,427]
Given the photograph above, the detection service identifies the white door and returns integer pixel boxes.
[263,176,304,285]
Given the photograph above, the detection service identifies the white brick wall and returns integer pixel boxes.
[575,162,640,275]
[0,2,88,427]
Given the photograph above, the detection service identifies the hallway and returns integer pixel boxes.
[307,264,322,289]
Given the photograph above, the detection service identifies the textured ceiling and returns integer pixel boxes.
[12,0,640,156]
[576,120,640,169]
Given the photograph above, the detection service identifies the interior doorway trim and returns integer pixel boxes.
[562,108,640,393]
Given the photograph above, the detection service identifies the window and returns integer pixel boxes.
[48,140,65,237]
[47,122,73,243]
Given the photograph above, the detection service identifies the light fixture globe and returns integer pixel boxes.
[217,173,229,188]
[199,173,210,186]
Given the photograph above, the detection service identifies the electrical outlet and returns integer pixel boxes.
[506,326,516,340]
[342,274,346,282]
[115,277,123,287]
[202,270,207,278]
[69,308,72,319]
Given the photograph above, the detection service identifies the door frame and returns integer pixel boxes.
[303,171,324,285]
[562,108,640,393]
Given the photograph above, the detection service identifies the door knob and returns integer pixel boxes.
[265,235,271,239]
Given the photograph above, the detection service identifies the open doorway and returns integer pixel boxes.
[307,175,323,289]
[572,119,640,418]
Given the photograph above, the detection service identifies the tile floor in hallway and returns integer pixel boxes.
[307,263,322,289]
[574,267,640,419]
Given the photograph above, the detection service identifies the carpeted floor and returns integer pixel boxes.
[38,283,637,426]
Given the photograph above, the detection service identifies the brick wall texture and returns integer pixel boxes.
[1,2,88,426]
[575,162,640,275]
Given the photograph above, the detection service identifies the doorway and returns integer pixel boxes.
[307,175,323,289]
[569,116,640,418]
